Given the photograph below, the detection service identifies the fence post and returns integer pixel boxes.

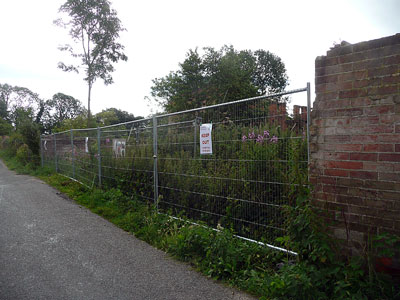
[306,82,311,167]
[40,135,43,168]
[53,134,58,172]
[71,130,75,179]
[153,116,158,208]
[136,128,139,144]
[193,116,202,157]
[97,127,102,188]
[193,119,197,157]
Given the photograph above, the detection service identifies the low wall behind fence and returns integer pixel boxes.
[41,86,310,248]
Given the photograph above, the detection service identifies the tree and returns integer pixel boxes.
[0,83,46,127]
[53,114,89,132]
[0,118,13,136]
[0,83,13,119]
[13,107,35,132]
[54,0,128,123]
[253,49,289,95]
[45,93,86,131]
[95,109,118,126]
[16,114,41,156]
[95,107,142,126]
[150,46,288,113]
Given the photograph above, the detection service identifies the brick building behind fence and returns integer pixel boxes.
[310,33,400,254]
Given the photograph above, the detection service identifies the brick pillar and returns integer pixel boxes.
[310,34,400,253]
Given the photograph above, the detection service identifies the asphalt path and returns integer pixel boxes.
[0,161,255,300]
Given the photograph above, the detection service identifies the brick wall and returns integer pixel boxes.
[310,33,400,253]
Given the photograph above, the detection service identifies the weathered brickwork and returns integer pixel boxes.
[310,34,400,253]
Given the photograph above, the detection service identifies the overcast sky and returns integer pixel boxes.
[0,0,399,117]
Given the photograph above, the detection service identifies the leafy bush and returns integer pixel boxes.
[265,191,400,300]
[0,136,10,149]
[16,144,33,164]
[0,118,13,136]
[1,120,41,166]
[18,120,40,155]
[5,132,24,154]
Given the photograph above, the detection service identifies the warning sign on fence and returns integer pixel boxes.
[200,124,212,155]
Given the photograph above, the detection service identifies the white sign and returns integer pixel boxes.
[85,137,89,153]
[113,139,126,157]
[200,124,212,155]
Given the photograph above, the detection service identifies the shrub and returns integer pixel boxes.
[0,136,10,149]
[18,121,40,155]
[267,192,400,300]
[0,118,13,136]
[16,144,33,164]
[6,132,24,154]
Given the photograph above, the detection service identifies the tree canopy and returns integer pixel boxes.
[44,93,86,130]
[95,108,143,126]
[54,0,128,121]
[150,46,289,113]
[0,83,45,126]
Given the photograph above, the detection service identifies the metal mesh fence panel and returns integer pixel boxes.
[156,90,308,242]
[41,86,309,246]
[41,135,55,170]
[99,118,154,202]
[70,129,99,187]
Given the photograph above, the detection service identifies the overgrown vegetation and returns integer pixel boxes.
[0,151,398,300]
[43,108,308,243]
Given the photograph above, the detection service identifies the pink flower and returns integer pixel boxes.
[248,131,255,139]
[106,138,110,143]
[256,135,264,143]
[242,135,247,142]
[270,136,278,143]
[263,130,270,138]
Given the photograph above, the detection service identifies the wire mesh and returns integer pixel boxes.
[99,118,154,202]
[156,90,308,242]
[41,87,309,246]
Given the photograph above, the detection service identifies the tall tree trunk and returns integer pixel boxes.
[87,81,92,127]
